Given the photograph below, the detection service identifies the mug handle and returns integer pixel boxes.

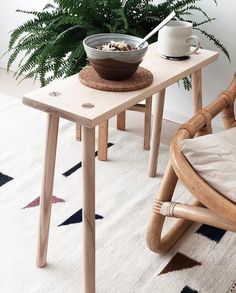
[186,35,200,55]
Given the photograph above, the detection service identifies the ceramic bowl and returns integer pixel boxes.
[83,33,148,81]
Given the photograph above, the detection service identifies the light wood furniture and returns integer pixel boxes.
[76,96,153,161]
[22,43,218,293]
[76,65,154,160]
[36,114,59,268]
[148,68,205,177]
[147,74,236,254]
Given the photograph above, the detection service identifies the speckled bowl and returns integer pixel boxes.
[83,33,148,81]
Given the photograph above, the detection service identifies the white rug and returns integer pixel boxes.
[0,92,236,293]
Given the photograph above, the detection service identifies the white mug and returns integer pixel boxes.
[158,20,200,58]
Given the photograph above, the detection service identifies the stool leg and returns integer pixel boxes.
[117,111,126,130]
[36,114,59,268]
[192,69,202,113]
[82,126,96,293]
[144,96,152,150]
[149,90,166,177]
[76,123,82,141]
[98,120,108,161]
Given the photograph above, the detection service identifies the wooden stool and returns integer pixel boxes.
[75,96,152,161]
[22,45,219,293]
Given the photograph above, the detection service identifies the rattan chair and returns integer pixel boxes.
[147,74,236,254]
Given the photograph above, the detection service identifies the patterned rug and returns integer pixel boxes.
[0,93,236,293]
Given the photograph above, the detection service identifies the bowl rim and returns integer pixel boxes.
[83,33,148,54]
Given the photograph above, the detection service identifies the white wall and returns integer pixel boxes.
[1,0,235,127]
[0,0,48,70]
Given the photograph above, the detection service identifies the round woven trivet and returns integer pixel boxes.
[79,66,153,92]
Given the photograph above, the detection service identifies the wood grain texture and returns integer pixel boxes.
[23,45,218,128]
[103,97,152,159]
[149,90,165,177]
[146,161,199,253]
[222,102,235,128]
[144,96,152,150]
[129,104,146,112]
[76,123,82,141]
[172,203,236,232]
[98,120,108,161]
[158,201,236,232]
[117,111,126,131]
[36,114,59,268]
[192,69,202,113]
[82,126,96,293]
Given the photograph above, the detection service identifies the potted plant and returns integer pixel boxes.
[7,0,230,87]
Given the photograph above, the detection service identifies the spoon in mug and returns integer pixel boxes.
[136,10,176,49]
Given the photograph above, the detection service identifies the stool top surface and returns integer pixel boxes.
[23,43,218,128]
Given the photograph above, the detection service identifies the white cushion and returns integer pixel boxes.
[181,127,236,202]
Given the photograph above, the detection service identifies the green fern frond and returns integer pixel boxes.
[115,8,129,30]
[194,28,231,61]
[64,43,86,77]
[16,9,59,20]
[7,46,22,71]
[8,19,41,49]
[54,15,80,27]
[8,10,61,50]
[17,70,38,85]
[43,3,56,10]
[180,5,211,20]
[169,0,199,11]
[192,18,216,27]
[183,76,192,91]
[14,46,45,79]
[17,50,31,69]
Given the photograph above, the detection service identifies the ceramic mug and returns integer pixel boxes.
[158,20,200,58]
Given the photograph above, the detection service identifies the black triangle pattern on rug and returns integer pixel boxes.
[58,208,104,226]
[181,286,198,293]
[195,224,226,243]
[0,172,13,187]
[63,142,114,177]
[158,252,201,276]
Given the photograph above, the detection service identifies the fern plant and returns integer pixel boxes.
[7,0,230,87]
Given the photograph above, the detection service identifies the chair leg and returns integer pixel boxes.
[146,160,197,254]
[159,201,236,232]
[36,114,59,267]
[117,111,126,131]
[76,123,82,141]
[144,96,152,150]
[98,120,108,161]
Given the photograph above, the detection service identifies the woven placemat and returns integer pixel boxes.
[79,66,153,92]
